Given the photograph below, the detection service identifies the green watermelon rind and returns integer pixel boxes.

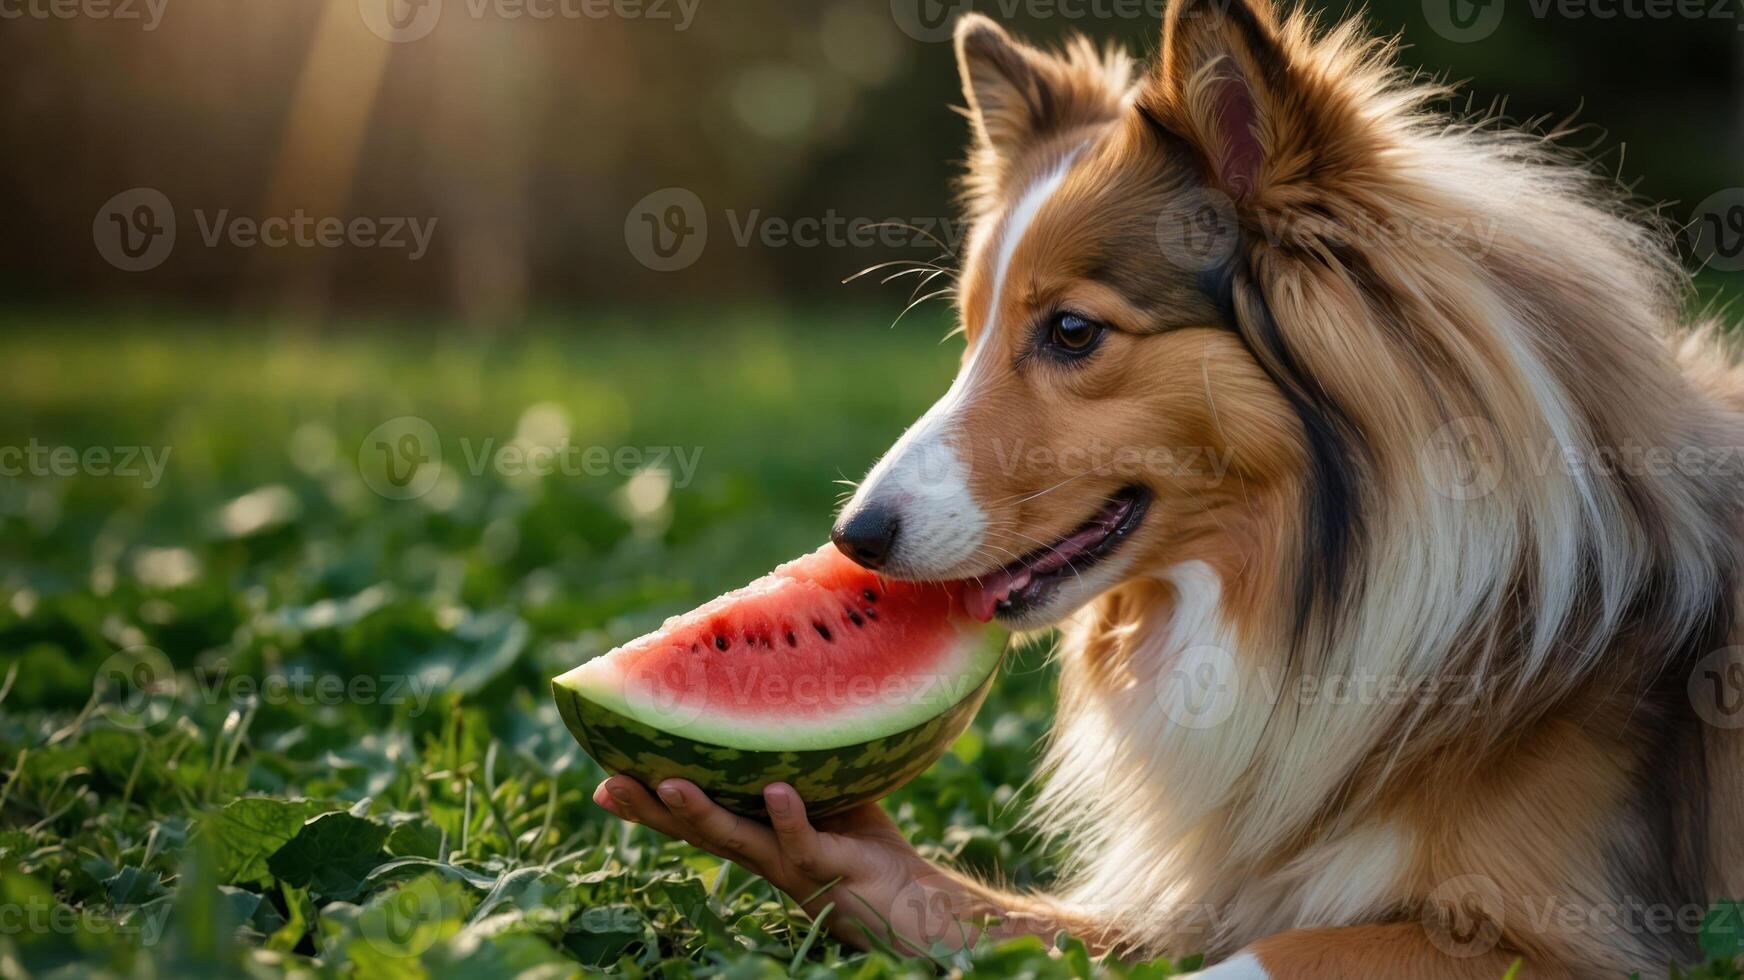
[553,627,1005,751]
[552,639,1005,819]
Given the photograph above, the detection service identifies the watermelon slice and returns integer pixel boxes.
[553,545,1005,818]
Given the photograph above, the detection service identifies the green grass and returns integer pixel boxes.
[0,312,1741,978]
[0,311,1203,978]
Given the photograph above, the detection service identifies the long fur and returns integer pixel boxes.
[933,3,1744,974]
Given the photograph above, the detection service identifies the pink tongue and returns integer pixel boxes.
[964,567,1031,623]
[960,520,1118,622]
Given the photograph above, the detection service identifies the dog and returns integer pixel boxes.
[825,1,1744,976]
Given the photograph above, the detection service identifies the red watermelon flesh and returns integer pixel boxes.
[554,545,1002,751]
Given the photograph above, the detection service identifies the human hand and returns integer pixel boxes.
[594,775,981,952]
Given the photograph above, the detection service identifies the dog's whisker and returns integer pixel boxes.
[1011,474,1090,507]
[1002,528,1090,593]
[841,257,942,285]
[891,287,957,329]
[880,266,953,287]
[904,268,958,304]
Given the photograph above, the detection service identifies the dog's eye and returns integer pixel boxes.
[1046,312,1104,356]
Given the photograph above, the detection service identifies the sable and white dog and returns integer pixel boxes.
[595,2,1744,976]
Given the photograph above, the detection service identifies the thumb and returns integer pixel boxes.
[765,783,832,879]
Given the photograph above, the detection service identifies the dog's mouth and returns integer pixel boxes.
[960,485,1153,623]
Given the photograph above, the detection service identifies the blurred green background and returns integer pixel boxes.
[2,0,1741,315]
[0,0,1741,976]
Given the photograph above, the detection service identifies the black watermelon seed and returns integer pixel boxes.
[785,631,798,647]
[847,610,864,627]
[864,608,878,621]
[714,635,728,651]
[813,622,832,642]
[862,589,878,602]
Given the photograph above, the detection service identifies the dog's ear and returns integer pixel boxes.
[1137,0,1315,202]
[955,15,1127,181]
[955,15,1057,160]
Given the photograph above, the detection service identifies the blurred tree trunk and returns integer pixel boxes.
[250,0,392,321]
[429,18,532,329]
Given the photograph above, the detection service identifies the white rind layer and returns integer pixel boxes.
[552,625,1005,751]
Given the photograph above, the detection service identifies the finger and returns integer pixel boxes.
[656,779,778,868]
[763,783,830,878]
[594,776,690,841]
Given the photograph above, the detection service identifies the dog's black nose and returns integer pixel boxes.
[832,504,899,570]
